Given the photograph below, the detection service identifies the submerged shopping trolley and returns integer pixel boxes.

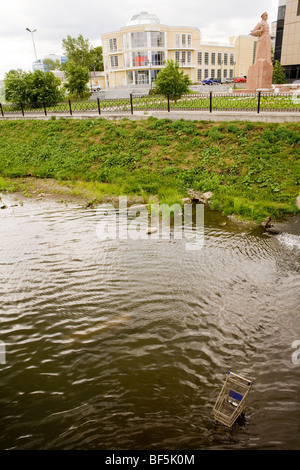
[213,371,253,427]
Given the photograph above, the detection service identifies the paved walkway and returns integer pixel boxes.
[1,110,299,123]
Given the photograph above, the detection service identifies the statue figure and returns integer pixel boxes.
[246,12,273,91]
[250,12,272,64]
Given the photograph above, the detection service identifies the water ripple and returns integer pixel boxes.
[0,197,299,449]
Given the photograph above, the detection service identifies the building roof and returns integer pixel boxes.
[126,12,160,26]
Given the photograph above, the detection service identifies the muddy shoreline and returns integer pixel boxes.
[1,177,300,236]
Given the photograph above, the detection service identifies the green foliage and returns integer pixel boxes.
[62,34,103,72]
[0,119,299,223]
[4,69,64,104]
[90,46,104,72]
[64,61,90,99]
[272,60,286,84]
[153,59,192,102]
[62,34,91,68]
[43,58,61,72]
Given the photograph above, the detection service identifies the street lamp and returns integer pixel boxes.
[26,27,38,61]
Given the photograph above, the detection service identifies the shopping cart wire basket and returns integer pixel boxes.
[213,371,253,427]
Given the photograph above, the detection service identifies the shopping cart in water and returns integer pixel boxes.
[213,371,253,427]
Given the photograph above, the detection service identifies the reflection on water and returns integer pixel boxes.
[0,195,299,450]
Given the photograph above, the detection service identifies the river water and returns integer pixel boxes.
[0,194,299,450]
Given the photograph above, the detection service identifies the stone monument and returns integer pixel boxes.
[246,12,273,91]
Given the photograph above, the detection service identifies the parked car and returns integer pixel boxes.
[202,79,214,85]
[234,77,247,83]
[211,78,221,84]
[221,78,234,84]
[89,84,101,92]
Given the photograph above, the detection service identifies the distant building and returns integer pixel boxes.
[274,0,300,80]
[33,54,67,72]
[101,12,257,88]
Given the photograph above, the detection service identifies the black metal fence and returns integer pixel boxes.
[0,91,299,117]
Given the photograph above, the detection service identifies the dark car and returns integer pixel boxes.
[202,79,214,85]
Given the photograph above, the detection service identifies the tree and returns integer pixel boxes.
[62,34,103,71]
[43,58,61,72]
[64,60,90,99]
[154,60,192,102]
[62,34,91,68]
[4,69,29,102]
[4,69,64,104]
[273,60,286,84]
[89,46,104,72]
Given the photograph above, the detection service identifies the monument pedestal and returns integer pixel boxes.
[246,59,273,92]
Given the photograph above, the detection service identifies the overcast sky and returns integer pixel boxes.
[0,0,280,79]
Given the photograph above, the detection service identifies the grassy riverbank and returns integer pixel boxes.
[0,117,299,223]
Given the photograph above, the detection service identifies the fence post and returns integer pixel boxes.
[20,103,24,116]
[209,91,213,113]
[130,93,133,115]
[0,103,4,117]
[68,99,72,116]
[43,102,47,116]
[257,91,261,114]
[97,97,101,115]
[167,94,170,112]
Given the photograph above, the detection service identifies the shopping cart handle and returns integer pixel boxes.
[227,371,253,385]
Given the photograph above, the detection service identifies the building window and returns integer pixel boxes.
[136,70,149,84]
[224,53,228,66]
[132,52,148,67]
[218,53,222,65]
[230,69,234,78]
[151,32,165,47]
[131,32,147,48]
[223,69,227,78]
[204,68,209,78]
[123,53,130,68]
[109,38,117,51]
[174,33,192,48]
[211,69,215,78]
[175,51,190,65]
[230,53,234,66]
[297,0,300,15]
[211,53,215,65]
[122,34,130,50]
[204,52,209,65]
[217,69,221,79]
[127,71,134,84]
[278,4,286,20]
[151,51,165,66]
[110,55,118,68]
[197,69,202,81]
[197,52,202,65]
